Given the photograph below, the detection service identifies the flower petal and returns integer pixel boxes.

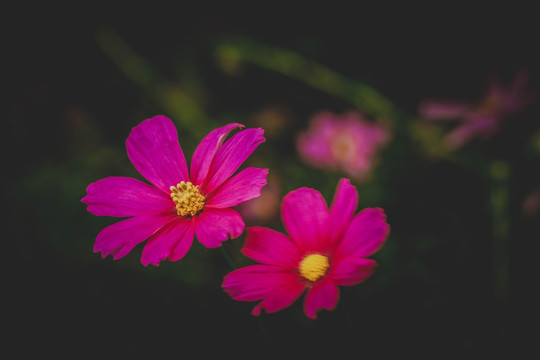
[202,128,266,195]
[335,207,390,259]
[444,113,499,150]
[330,257,377,286]
[140,217,194,266]
[93,214,174,260]
[281,187,329,251]
[241,226,302,268]
[190,123,244,186]
[81,176,173,217]
[418,100,470,121]
[205,168,269,208]
[222,264,281,301]
[194,208,244,248]
[325,178,358,249]
[296,112,338,167]
[303,277,339,319]
[222,265,305,315]
[126,115,189,194]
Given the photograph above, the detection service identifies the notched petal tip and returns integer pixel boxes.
[306,310,318,320]
[141,258,160,267]
[367,207,391,237]
[81,181,98,204]
[254,126,266,138]
[251,305,262,316]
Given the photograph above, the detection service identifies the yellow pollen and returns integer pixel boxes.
[170,181,205,217]
[299,254,329,282]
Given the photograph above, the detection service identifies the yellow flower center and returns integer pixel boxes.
[299,254,329,282]
[331,133,357,163]
[170,181,205,217]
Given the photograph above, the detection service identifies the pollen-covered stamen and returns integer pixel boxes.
[299,254,329,282]
[170,181,205,217]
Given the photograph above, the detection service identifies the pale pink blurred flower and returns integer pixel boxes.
[419,69,537,150]
[296,111,391,181]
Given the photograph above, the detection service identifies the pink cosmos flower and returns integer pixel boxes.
[81,115,267,266]
[222,178,390,319]
[419,69,537,150]
[297,111,391,181]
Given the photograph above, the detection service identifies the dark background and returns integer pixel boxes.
[4,4,539,357]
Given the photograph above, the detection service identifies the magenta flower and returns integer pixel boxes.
[81,115,267,266]
[297,111,391,181]
[419,69,537,150]
[222,178,390,319]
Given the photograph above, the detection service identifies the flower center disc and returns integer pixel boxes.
[299,254,329,282]
[170,181,205,217]
[331,133,357,163]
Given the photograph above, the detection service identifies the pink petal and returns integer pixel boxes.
[205,167,269,208]
[194,208,244,248]
[445,113,500,150]
[281,187,329,252]
[330,257,377,286]
[418,100,470,120]
[325,178,358,249]
[303,277,339,319]
[202,128,266,195]
[222,264,283,301]
[297,133,334,167]
[140,218,194,266]
[241,226,302,269]
[126,115,189,194]
[222,265,305,315]
[190,123,244,186]
[81,176,173,217]
[296,113,338,167]
[335,207,389,259]
[93,214,174,260]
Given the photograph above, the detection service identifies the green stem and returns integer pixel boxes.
[214,37,403,122]
[219,245,237,270]
[489,160,510,305]
[219,244,270,345]
[339,294,358,340]
[95,27,216,138]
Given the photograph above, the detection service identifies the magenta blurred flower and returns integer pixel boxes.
[81,115,267,266]
[297,111,391,181]
[419,69,537,150]
[222,178,390,319]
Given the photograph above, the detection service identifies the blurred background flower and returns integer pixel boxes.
[419,69,537,150]
[522,187,540,218]
[297,110,391,182]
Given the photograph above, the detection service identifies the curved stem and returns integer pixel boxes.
[489,160,510,306]
[219,245,237,270]
[219,244,270,345]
